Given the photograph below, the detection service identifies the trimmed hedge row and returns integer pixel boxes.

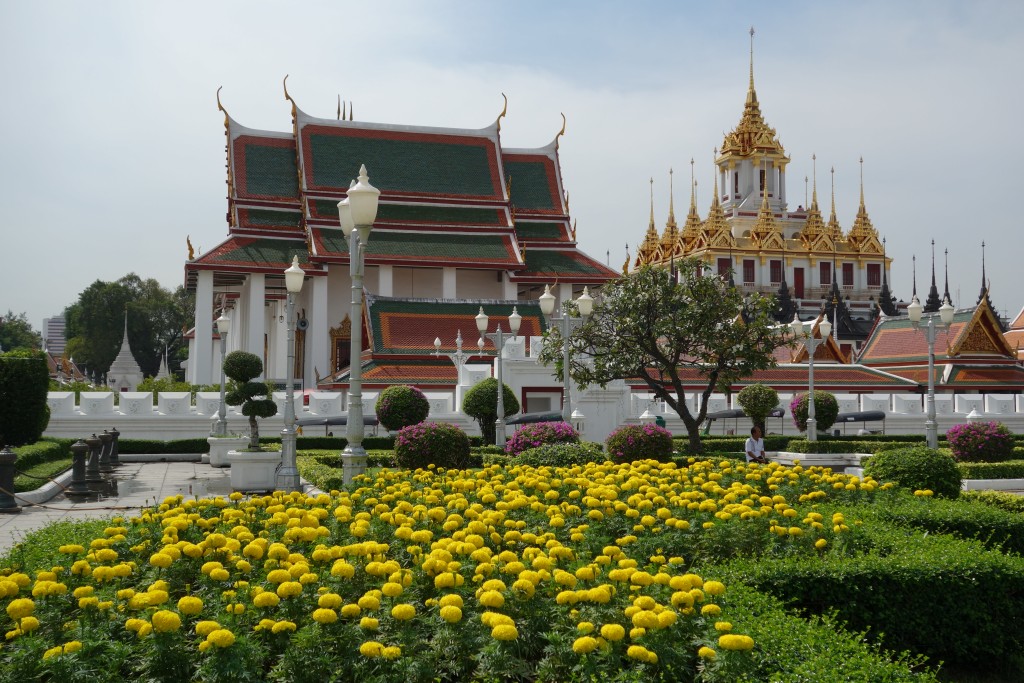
[957,459,1024,480]
[675,435,792,454]
[961,490,1024,513]
[12,440,71,469]
[784,439,919,454]
[871,495,1024,555]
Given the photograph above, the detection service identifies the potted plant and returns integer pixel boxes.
[222,351,280,491]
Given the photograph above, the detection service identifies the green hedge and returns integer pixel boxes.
[785,440,916,454]
[675,435,792,454]
[12,440,70,469]
[961,490,1024,513]
[958,459,1024,479]
[118,438,211,454]
[714,518,1024,671]
[871,495,1024,555]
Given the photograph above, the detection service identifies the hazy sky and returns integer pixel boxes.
[3,1,1023,333]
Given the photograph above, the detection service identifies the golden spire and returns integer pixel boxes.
[749,155,784,250]
[747,26,756,104]
[657,169,679,261]
[846,156,881,252]
[698,148,734,249]
[720,27,784,159]
[622,243,631,276]
[636,178,660,267]
[800,154,829,251]
[826,165,843,240]
[678,159,702,254]
[669,167,677,225]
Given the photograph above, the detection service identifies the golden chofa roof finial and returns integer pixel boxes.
[496,92,508,131]
[216,86,229,126]
[554,112,567,149]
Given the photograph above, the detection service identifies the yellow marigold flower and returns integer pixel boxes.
[73,586,94,599]
[572,636,598,654]
[6,598,34,621]
[152,610,182,633]
[629,627,646,640]
[357,595,380,611]
[701,604,721,617]
[149,553,173,569]
[63,641,83,654]
[359,641,384,658]
[318,593,343,610]
[433,572,456,589]
[439,605,462,623]
[815,538,828,550]
[631,610,659,629]
[19,617,40,633]
[478,590,504,608]
[178,596,204,615]
[206,628,236,648]
[341,604,361,619]
[438,594,464,609]
[714,621,733,632]
[312,608,338,624]
[626,645,651,661]
[147,589,169,605]
[391,604,416,621]
[381,582,403,598]
[58,544,85,555]
[491,624,518,641]
[359,617,379,630]
[197,641,211,653]
[43,645,63,660]
[718,633,755,651]
[577,621,595,634]
[276,581,303,599]
[195,620,221,637]
[78,597,99,609]
[253,592,280,608]
[0,580,19,597]
[600,623,625,641]
[698,646,717,660]
[271,620,297,634]
[331,560,356,579]
[703,580,726,596]
[657,611,677,628]
[382,645,401,660]
[137,622,153,638]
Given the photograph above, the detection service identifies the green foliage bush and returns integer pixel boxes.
[462,378,520,445]
[510,442,606,468]
[785,440,917,454]
[957,460,1024,480]
[675,435,792,455]
[0,350,50,446]
[505,421,579,456]
[394,422,470,470]
[735,383,779,433]
[871,494,1024,555]
[223,351,277,450]
[945,420,1015,462]
[961,489,1024,513]
[790,390,839,433]
[375,385,430,431]
[12,440,70,470]
[862,447,962,498]
[606,423,674,462]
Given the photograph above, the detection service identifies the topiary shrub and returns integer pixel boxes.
[394,422,470,470]
[462,378,520,445]
[223,351,277,450]
[511,442,606,468]
[736,383,779,435]
[790,391,839,434]
[375,385,430,432]
[863,446,962,498]
[945,421,1015,462]
[505,421,579,456]
[605,423,674,463]
[0,350,50,446]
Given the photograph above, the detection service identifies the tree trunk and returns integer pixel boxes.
[481,419,496,446]
[248,415,259,450]
[686,427,703,455]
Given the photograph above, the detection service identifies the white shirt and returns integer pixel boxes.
[745,436,766,462]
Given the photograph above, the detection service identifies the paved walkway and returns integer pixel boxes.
[0,460,233,557]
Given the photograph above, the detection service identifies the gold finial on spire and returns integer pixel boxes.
[622,243,630,276]
[564,190,570,213]
[555,112,567,148]
[748,26,756,94]
[572,218,577,241]
[187,235,195,260]
[649,177,655,229]
[216,86,229,124]
[812,154,818,205]
[283,74,292,103]
[668,167,677,222]
[859,155,865,209]
[496,92,508,130]
[804,175,808,209]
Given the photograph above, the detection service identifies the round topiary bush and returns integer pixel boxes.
[511,442,606,468]
[863,446,962,498]
[605,423,674,463]
[394,422,470,470]
[736,383,779,434]
[462,378,520,445]
[375,385,430,432]
[223,351,277,450]
[945,421,1015,462]
[505,421,580,456]
[790,391,839,434]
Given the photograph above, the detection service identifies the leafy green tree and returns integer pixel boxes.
[539,262,789,454]
[462,378,520,445]
[223,351,277,450]
[0,311,42,352]
[63,274,193,378]
[0,350,50,446]
[736,383,780,435]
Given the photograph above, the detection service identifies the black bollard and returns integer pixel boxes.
[109,427,121,466]
[0,446,21,514]
[66,440,94,501]
[98,430,114,473]
[85,434,104,489]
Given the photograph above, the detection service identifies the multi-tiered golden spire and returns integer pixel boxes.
[720,27,784,158]
[826,166,844,240]
[748,156,785,250]
[845,157,882,254]
[800,154,832,253]
[676,159,702,256]
[697,149,735,251]
[655,169,679,262]
[635,177,661,267]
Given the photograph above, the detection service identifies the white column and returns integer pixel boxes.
[308,275,329,386]
[247,273,265,356]
[194,270,214,384]
[503,272,518,300]
[559,282,573,310]
[779,165,787,208]
[378,264,393,297]
[443,267,457,299]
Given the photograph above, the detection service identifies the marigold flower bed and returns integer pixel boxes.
[0,459,889,682]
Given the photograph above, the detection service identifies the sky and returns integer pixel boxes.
[3,1,1023,335]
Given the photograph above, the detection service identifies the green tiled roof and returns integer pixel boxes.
[197,237,309,269]
[239,209,302,229]
[310,200,506,227]
[243,143,298,199]
[516,222,565,240]
[504,159,557,210]
[522,249,616,277]
[316,230,516,263]
[307,131,498,197]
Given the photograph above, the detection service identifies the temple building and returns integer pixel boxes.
[183,85,618,388]
[632,32,895,357]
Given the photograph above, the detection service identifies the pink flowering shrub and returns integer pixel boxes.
[790,391,839,433]
[605,423,674,463]
[946,421,1014,462]
[375,385,430,432]
[505,421,579,456]
[394,421,470,470]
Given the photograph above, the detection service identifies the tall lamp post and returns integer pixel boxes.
[337,165,380,484]
[789,314,832,442]
[434,330,473,411]
[538,285,594,422]
[475,306,522,448]
[907,295,954,449]
[277,256,306,491]
[212,312,231,436]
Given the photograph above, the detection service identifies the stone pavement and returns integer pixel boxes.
[0,459,234,557]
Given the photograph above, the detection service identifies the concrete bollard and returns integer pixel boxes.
[66,440,94,501]
[85,434,104,489]
[109,427,121,466]
[0,446,21,514]
[98,430,114,473]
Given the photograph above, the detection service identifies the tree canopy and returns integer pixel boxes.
[539,261,790,452]
[63,274,194,378]
[0,311,42,352]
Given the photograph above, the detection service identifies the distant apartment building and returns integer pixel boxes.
[42,315,66,357]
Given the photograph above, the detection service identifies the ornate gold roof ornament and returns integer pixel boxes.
[720,27,785,159]
[698,148,735,250]
[846,156,882,254]
[635,178,660,267]
[564,190,570,214]
[622,243,631,276]
[496,93,508,131]
[801,154,832,253]
[216,86,229,128]
[217,87,237,225]
[656,168,680,261]
[677,160,702,256]
[283,74,295,114]
[187,235,195,261]
[554,112,567,149]
[571,218,577,241]
[826,166,844,240]
[748,155,784,250]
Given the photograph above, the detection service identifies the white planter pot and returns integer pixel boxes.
[207,437,250,467]
[228,450,282,492]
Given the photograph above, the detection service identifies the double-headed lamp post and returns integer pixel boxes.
[907,295,955,449]
[539,285,594,422]
[475,306,522,448]
[789,314,832,442]
[434,330,473,411]
[277,256,306,491]
[212,311,231,437]
[337,165,380,484]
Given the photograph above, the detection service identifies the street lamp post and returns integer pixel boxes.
[475,306,522,448]
[907,295,955,449]
[434,330,472,411]
[337,165,380,484]
[212,312,231,437]
[276,255,306,491]
[789,314,832,442]
[538,285,594,422]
